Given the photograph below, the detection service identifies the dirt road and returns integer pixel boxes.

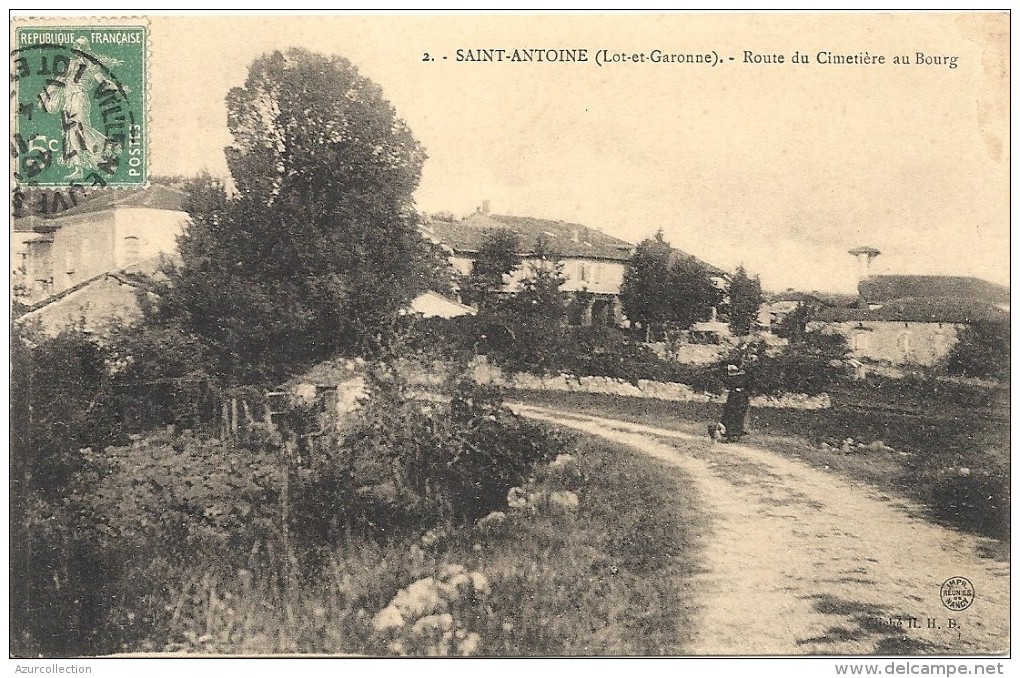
[514,403,1010,656]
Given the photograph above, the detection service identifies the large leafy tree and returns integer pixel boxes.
[727,264,763,336]
[946,319,1010,380]
[620,230,719,339]
[156,49,448,384]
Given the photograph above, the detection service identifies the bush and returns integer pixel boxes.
[909,450,1009,540]
[485,324,726,393]
[347,371,571,529]
[14,349,569,655]
[945,320,1009,381]
[560,326,678,385]
[752,331,848,396]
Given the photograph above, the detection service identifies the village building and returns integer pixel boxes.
[422,203,634,326]
[423,202,727,328]
[12,184,189,334]
[809,247,1009,366]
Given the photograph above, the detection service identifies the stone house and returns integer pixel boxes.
[12,184,188,304]
[422,204,635,326]
[811,274,1009,367]
[12,184,188,335]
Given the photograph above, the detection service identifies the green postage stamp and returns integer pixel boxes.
[11,23,147,188]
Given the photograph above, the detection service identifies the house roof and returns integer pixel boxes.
[768,290,860,307]
[12,184,188,230]
[667,249,728,278]
[859,275,1010,306]
[814,297,1009,324]
[408,291,476,319]
[16,270,151,317]
[424,212,635,262]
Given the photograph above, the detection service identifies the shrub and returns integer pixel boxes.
[752,331,848,395]
[945,319,1009,381]
[561,326,676,385]
[477,259,570,376]
[77,431,284,557]
[347,371,571,529]
[909,450,1009,540]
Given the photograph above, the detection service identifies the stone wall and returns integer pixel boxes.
[470,359,831,410]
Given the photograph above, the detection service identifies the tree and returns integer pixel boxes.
[11,325,120,656]
[154,50,447,384]
[460,228,521,309]
[669,255,720,329]
[773,301,812,340]
[620,231,719,340]
[727,265,763,336]
[619,231,674,340]
[482,237,568,374]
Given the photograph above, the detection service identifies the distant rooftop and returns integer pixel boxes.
[12,184,188,227]
[859,274,1010,306]
[814,297,1009,325]
[425,211,635,262]
[425,210,726,277]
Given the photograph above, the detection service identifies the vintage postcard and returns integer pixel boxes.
[8,10,1010,672]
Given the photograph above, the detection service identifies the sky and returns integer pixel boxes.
[136,12,1008,293]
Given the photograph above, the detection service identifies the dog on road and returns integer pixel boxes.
[707,422,727,443]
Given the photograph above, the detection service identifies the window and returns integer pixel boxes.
[123,236,141,262]
[897,331,911,353]
[578,263,588,282]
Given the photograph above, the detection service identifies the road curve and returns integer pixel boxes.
[514,403,1009,656]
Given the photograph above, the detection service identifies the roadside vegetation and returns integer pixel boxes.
[12,338,702,657]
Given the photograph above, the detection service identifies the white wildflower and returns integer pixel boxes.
[421,529,445,548]
[389,578,448,619]
[477,511,507,530]
[458,632,482,656]
[549,490,579,512]
[469,571,491,596]
[439,563,467,580]
[372,605,404,631]
[411,612,455,636]
[440,572,473,598]
[549,453,577,471]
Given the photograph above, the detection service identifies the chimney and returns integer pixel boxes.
[480,200,491,215]
[571,228,580,244]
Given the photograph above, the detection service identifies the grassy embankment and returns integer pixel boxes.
[154,434,704,656]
